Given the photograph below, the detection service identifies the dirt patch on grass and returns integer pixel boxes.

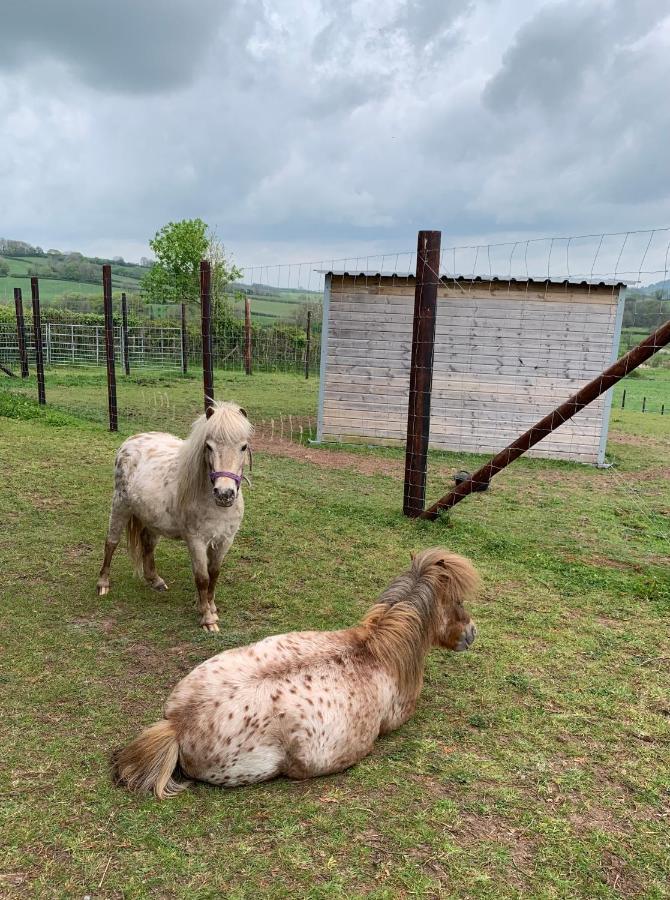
[122,638,205,680]
[27,493,67,510]
[585,555,643,572]
[600,849,643,897]
[456,811,535,879]
[68,615,117,633]
[65,542,93,560]
[569,805,631,837]
[256,438,404,477]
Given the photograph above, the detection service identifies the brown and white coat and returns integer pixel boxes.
[113,548,479,798]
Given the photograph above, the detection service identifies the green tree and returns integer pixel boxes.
[141,219,241,306]
[0,260,9,277]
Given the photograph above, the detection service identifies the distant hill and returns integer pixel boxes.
[642,279,670,295]
[0,239,321,323]
[0,239,146,312]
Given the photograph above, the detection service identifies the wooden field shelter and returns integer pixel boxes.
[316,272,626,464]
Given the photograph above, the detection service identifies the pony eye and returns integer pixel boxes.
[241,444,248,452]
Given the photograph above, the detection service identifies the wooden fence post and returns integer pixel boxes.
[305,309,312,379]
[121,292,130,375]
[200,260,214,415]
[30,277,46,404]
[403,230,441,517]
[244,297,252,376]
[181,302,188,374]
[102,265,118,431]
[14,287,29,377]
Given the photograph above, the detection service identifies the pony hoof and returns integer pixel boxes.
[202,622,220,633]
[151,579,168,592]
[97,583,109,596]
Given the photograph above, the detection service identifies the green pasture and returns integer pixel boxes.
[0,368,668,898]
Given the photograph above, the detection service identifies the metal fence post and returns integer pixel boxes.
[45,323,52,365]
[181,302,188,374]
[121,292,130,375]
[200,260,214,415]
[305,309,311,379]
[102,265,118,431]
[30,277,46,404]
[14,287,29,377]
[403,230,441,517]
[244,297,253,376]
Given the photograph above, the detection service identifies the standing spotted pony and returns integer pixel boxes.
[96,402,253,631]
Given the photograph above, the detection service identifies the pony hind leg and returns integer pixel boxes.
[141,529,168,592]
[97,496,131,596]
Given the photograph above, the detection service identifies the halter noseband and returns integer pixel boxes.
[209,470,243,489]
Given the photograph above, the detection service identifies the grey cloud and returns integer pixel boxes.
[483,0,668,114]
[390,0,474,49]
[0,0,226,93]
[1,0,670,268]
[483,2,607,113]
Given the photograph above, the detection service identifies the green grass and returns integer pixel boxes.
[0,255,143,306]
[612,366,670,416]
[0,373,668,898]
[2,368,319,433]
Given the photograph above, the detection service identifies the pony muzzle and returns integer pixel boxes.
[210,470,242,507]
[456,621,477,652]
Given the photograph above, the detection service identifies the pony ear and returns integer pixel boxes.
[410,550,416,561]
[205,406,214,419]
[239,407,248,418]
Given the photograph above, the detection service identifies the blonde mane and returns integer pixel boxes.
[360,549,479,695]
[177,402,253,507]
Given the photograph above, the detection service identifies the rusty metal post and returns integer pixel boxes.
[181,302,188,374]
[121,292,130,375]
[305,309,312,379]
[102,265,118,431]
[14,287,29,377]
[30,278,46,404]
[403,230,441,517]
[244,296,252,375]
[200,260,214,415]
[421,317,670,520]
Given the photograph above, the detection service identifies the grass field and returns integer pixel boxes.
[1,257,320,323]
[0,256,142,305]
[1,369,669,898]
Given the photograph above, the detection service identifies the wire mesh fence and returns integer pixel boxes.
[0,230,668,485]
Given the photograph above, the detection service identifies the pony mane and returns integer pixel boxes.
[177,402,253,507]
[360,548,479,695]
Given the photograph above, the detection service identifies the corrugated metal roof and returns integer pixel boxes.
[316,270,629,287]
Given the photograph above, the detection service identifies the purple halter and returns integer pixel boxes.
[209,470,242,488]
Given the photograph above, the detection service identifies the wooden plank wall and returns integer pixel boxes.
[320,276,620,463]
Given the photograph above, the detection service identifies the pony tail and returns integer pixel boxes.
[126,515,144,576]
[412,548,480,604]
[111,719,189,800]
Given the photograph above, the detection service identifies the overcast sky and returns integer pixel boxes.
[1,0,670,275]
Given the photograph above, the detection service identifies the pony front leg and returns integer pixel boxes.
[187,538,219,632]
[206,541,230,630]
